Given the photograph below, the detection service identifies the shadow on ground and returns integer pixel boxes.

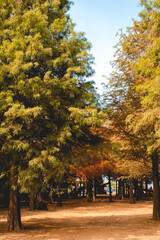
[0,198,159,240]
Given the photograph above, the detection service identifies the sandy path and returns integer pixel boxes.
[0,198,160,240]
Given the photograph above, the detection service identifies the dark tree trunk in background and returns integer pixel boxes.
[134,179,139,201]
[79,182,82,197]
[108,171,112,202]
[127,182,130,198]
[130,178,134,204]
[86,181,92,202]
[139,180,143,199]
[83,183,85,197]
[123,180,126,198]
[119,179,124,200]
[118,180,121,199]
[8,164,22,231]
[123,180,127,198]
[117,180,119,196]
[152,151,160,220]
[56,186,62,207]
[57,191,62,206]
[116,180,118,196]
[29,191,35,211]
[75,183,78,199]
[92,179,96,201]
[145,179,148,195]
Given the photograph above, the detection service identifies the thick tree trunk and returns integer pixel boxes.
[29,191,35,211]
[152,152,160,220]
[8,165,22,231]
[130,178,134,204]
[108,171,112,202]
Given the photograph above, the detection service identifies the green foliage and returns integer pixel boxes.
[0,0,101,192]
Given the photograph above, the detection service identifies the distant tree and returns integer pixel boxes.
[69,126,114,201]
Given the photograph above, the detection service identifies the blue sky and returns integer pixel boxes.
[69,0,143,94]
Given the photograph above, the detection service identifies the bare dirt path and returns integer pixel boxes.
[0,198,160,240]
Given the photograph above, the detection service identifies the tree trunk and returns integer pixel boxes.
[57,191,62,206]
[8,164,22,231]
[123,179,126,198]
[118,180,121,199]
[108,171,112,202]
[119,179,124,200]
[116,180,118,196]
[118,180,121,196]
[83,183,85,197]
[152,151,160,220]
[79,182,82,198]
[126,181,130,198]
[145,179,148,195]
[74,183,78,199]
[86,181,92,202]
[56,186,62,207]
[29,190,35,211]
[123,180,126,198]
[134,179,139,200]
[139,180,143,200]
[92,179,96,201]
[130,178,134,204]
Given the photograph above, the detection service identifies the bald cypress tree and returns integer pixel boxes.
[0,0,99,231]
[127,0,160,220]
[104,0,160,220]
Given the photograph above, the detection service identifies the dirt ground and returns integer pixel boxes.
[1,197,160,240]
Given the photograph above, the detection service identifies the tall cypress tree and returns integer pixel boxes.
[104,0,160,220]
[127,0,160,220]
[0,0,99,231]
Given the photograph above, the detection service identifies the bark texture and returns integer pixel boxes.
[108,172,112,202]
[92,179,96,202]
[130,178,135,204]
[152,152,160,220]
[29,191,35,211]
[8,165,22,231]
[86,181,92,202]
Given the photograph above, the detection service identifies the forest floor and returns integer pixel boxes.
[0,196,160,240]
